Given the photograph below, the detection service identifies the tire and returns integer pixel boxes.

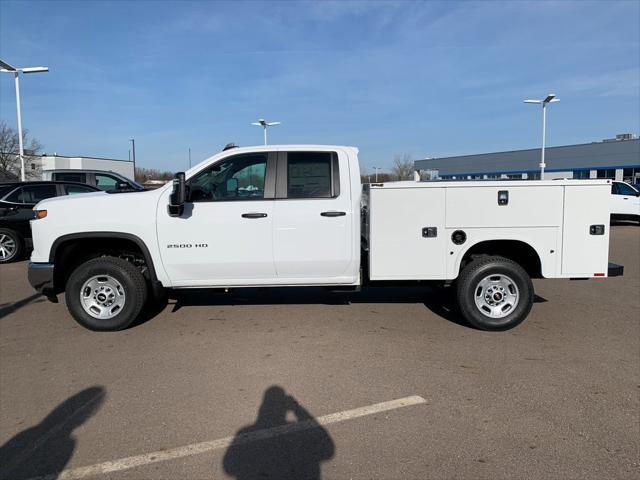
[0,228,23,264]
[65,256,148,331]
[456,256,533,331]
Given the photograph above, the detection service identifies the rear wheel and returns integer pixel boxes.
[456,256,533,331]
[0,229,23,264]
[65,256,148,331]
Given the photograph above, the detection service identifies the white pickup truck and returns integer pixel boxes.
[27,145,623,332]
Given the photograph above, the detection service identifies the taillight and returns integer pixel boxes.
[34,209,48,219]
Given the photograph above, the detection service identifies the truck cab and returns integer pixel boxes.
[157,146,361,287]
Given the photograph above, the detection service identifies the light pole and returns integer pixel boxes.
[129,138,136,174]
[373,166,381,182]
[0,59,49,181]
[524,93,560,179]
[251,119,281,145]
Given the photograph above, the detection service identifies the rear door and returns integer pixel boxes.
[272,150,355,282]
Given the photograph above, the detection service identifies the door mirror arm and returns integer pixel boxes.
[168,172,186,217]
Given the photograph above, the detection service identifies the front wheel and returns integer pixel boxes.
[65,256,148,331]
[456,256,533,331]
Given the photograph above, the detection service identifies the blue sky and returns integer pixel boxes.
[1,0,638,172]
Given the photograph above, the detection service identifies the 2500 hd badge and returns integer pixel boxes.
[166,243,209,249]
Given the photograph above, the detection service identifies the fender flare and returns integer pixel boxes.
[49,231,164,293]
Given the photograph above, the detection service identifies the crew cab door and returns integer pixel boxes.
[157,152,277,286]
[272,150,355,282]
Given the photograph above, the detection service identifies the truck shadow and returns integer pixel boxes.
[161,286,547,330]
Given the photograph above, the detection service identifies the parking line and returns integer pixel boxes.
[31,395,426,480]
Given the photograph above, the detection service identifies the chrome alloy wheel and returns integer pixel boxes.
[80,275,126,320]
[0,233,17,261]
[474,274,520,319]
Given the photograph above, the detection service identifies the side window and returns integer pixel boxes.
[188,153,267,202]
[286,152,338,199]
[94,174,119,191]
[55,172,87,183]
[5,187,24,203]
[6,185,57,203]
[64,185,96,195]
[617,182,637,196]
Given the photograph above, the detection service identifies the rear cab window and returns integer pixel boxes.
[278,151,340,199]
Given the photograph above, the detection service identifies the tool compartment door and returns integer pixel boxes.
[369,187,446,280]
[561,185,610,276]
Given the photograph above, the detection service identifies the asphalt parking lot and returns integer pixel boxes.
[0,225,638,480]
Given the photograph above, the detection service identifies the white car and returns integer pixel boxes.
[610,181,640,223]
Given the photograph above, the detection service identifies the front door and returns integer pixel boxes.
[157,152,277,286]
[272,150,356,282]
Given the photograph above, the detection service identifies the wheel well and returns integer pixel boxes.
[52,236,155,293]
[460,240,542,278]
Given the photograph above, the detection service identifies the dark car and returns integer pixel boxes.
[44,169,145,192]
[0,181,100,263]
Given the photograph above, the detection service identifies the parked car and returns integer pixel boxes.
[0,181,100,263]
[610,181,640,223]
[27,145,622,332]
[42,170,144,192]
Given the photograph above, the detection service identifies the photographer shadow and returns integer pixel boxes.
[222,386,334,480]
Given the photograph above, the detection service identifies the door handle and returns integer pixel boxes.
[320,211,346,217]
[241,212,268,219]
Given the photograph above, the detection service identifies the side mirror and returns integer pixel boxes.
[116,181,129,191]
[226,178,239,197]
[168,172,186,217]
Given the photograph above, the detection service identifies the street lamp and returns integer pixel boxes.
[129,138,136,173]
[524,93,560,179]
[0,59,49,181]
[373,166,381,182]
[251,119,281,145]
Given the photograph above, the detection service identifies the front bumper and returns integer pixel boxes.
[608,262,624,277]
[27,262,56,298]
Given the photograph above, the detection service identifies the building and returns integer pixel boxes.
[39,154,135,179]
[415,134,640,183]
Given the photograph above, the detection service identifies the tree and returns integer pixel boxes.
[0,121,43,180]
[391,153,414,181]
